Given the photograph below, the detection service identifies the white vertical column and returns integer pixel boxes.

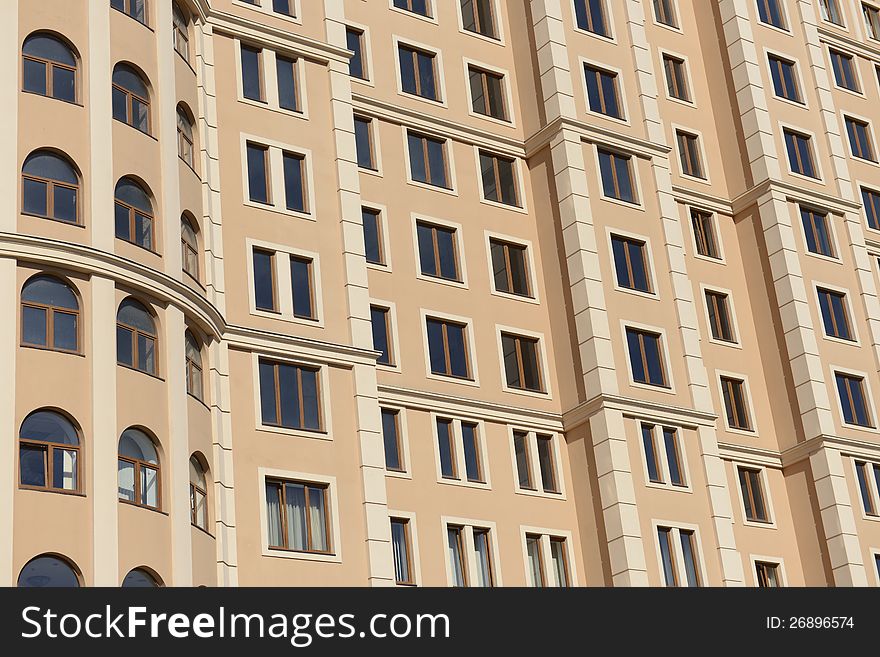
[88,0,114,250]
[210,340,237,586]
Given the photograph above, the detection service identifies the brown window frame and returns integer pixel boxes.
[447,525,469,586]
[691,209,720,259]
[460,0,498,39]
[501,332,545,393]
[576,0,610,36]
[353,115,377,170]
[382,408,405,473]
[513,430,535,490]
[583,63,622,117]
[177,109,194,168]
[865,3,880,40]
[265,478,333,555]
[837,373,874,427]
[536,434,558,493]
[663,54,690,102]
[21,292,80,354]
[829,49,858,92]
[526,534,545,586]
[418,221,460,282]
[738,466,770,523]
[653,0,678,27]
[398,44,440,101]
[855,461,879,515]
[21,171,80,224]
[281,151,308,214]
[721,376,752,431]
[846,116,877,161]
[362,207,385,265]
[550,537,571,586]
[480,151,520,206]
[768,54,802,102]
[817,287,853,340]
[181,218,199,281]
[705,290,736,343]
[676,130,705,179]
[114,0,150,25]
[468,65,508,121]
[185,332,203,400]
[116,308,158,376]
[371,304,394,366]
[260,360,324,432]
[627,328,669,388]
[391,517,416,585]
[394,0,432,17]
[428,318,472,379]
[19,434,81,494]
[611,234,652,293]
[22,53,77,103]
[290,255,317,321]
[784,129,817,177]
[461,421,484,484]
[173,3,190,61]
[118,452,161,511]
[801,207,836,257]
[472,527,495,586]
[755,561,781,587]
[490,238,532,297]
[113,82,152,135]
[437,418,459,479]
[114,197,156,253]
[598,148,636,202]
[408,131,450,188]
[190,472,208,530]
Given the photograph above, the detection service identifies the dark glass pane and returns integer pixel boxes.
[436,228,457,280]
[514,432,531,488]
[22,306,48,346]
[117,458,135,502]
[664,429,683,485]
[23,178,48,217]
[115,203,131,240]
[122,569,158,587]
[241,47,263,101]
[588,0,607,34]
[491,242,509,292]
[371,307,390,365]
[470,70,486,114]
[354,118,374,169]
[301,368,320,430]
[600,72,619,118]
[52,66,76,102]
[362,210,382,264]
[23,35,76,66]
[113,65,148,97]
[614,155,634,202]
[643,334,663,385]
[116,325,133,366]
[21,411,78,445]
[52,448,77,490]
[437,420,455,477]
[259,361,278,425]
[627,241,648,291]
[680,534,699,587]
[391,520,410,583]
[291,258,313,319]
[498,158,516,205]
[658,529,676,586]
[137,334,155,373]
[131,97,149,133]
[135,212,152,250]
[626,330,646,383]
[480,154,497,201]
[283,154,305,211]
[346,29,364,79]
[447,324,468,378]
[247,145,269,204]
[408,134,427,182]
[53,185,77,222]
[23,59,47,95]
[520,340,541,390]
[426,319,446,374]
[417,52,436,100]
[276,57,298,111]
[115,179,151,212]
[19,445,46,487]
[278,364,301,429]
[585,69,602,113]
[537,437,556,491]
[273,0,293,16]
[426,138,447,187]
[462,423,480,481]
[399,48,417,95]
[642,425,660,482]
[417,224,437,276]
[53,311,78,352]
[598,151,615,197]
[612,237,632,287]
[461,0,477,31]
[502,336,519,388]
[17,556,79,588]
[508,245,529,295]
[253,250,275,311]
[382,410,401,470]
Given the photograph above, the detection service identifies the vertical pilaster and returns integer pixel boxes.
[210,339,237,586]
[88,0,114,251]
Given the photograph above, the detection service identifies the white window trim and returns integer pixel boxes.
[857,180,880,237]
[382,404,411,479]
[651,519,709,587]
[473,147,529,214]
[699,283,742,348]
[455,0,506,45]
[239,133,316,221]
[362,200,393,272]
[812,279,861,346]
[250,352,334,441]
[754,0,791,34]
[686,205,727,264]
[826,46,864,97]
[762,47,809,109]
[354,113,384,178]
[420,308,480,387]
[345,20,375,87]
[508,427,567,499]
[619,319,677,395]
[495,324,553,399]
[818,0,847,28]
[850,457,880,521]
[388,510,422,586]
[671,123,712,185]
[657,47,697,108]
[749,554,788,586]
[862,2,880,42]
[462,57,516,127]
[650,0,683,33]
[430,414,491,489]
[245,237,325,328]
[371,297,402,373]
[441,516,502,587]
[232,0,303,25]
[637,422,692,493]
[605,226,661,301]
[388,0,438,23]
[233,38,309,119]
[715,369,759,436]
[483,229,540,304]
[592,144,644,210]
[410,213,469,289]
[795,202,841,263]
[841,110,880,167]
[578,56,631,126]
[391,35,449,108]
[732,462,778,529]
[569,0,617,44]
[519,526,578,587]
[257,467,341,563]
[402,125,459,196]
[829,364,880,434]
[778,122,825,182]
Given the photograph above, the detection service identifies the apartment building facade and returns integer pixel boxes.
[4,0,880,588]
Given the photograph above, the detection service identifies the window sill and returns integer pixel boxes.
[20,211,85,228]
[119,499,167,516]
[21,89,83,108]
[20,343,85,358]
[117,363,165,382]
[489,289,540,305]
[263,547,341,563]
[513,487,566,501]
[256,423,332,442]
[18,486,86,498]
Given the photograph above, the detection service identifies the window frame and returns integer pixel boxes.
[815,283,858,344]
[457,0,502,43]
[20,275,81,355]
[362,203,391,270]
[240,134,315,220]
[247,239,324,326]
[752,556,787,587]
[717,372,757,434]
[660,50,692,105]
[184,330,204,401]
[832,366,877,431]
[781,126,822,180]
[860,184,880,233]
[652,0,680,30]
[353,114,380,173]
[700,285,740,347]
[476,149,524,210]
[344,23,372,84]
[674,127,708,181]
[798,205,838,261]
[381,406,411,477]
[736,465,774,526]
[403,128,456,193]
[580,58,627,122]
[571,0,614,41]
[853,460,880,519]
[432,415,490,489]
[639,423,690,491]
[510,428,565,498]
[370,300,399,369]
[607,228,657,299]
[819,0,846,26]
[181,215,200,282]
[498,327,549,396]
[111,0,150,26]
[622,322,673,392]
[21,35,79,105]
[422,310,478,385]
[464,58,513,125]
[766,51,805,105]
[755,0,789,32]
[18,411,82,495]
[116,299,158,376]
[689,207,724,262]
[253,355,330,438]
[389,513,420,586]
[233,0,303,24]
[864,2,880,40]
[390,0,435,21]
[412,215,466,287]
[112,68,152,135]
[653,521,705,587]
[441,518,502,587]
[828,47,863,96]
[117,430,162,511]
[520,528,576,587]
[595,146,640,206]
[189,455,209,531]
[485,232,537,302]
[394,38,445,105]
[844,113,879,163]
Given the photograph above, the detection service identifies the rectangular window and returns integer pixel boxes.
[272,0,296,17]
[513,431,559,494]
[354,116,377,170]
[855,461,879,515]
[391,518,414,585]
[768,55,802,102]
[346,27,367,80]
[756,562,781,587]
[574,0,610,37]
[658,526,701,587]
[447,526,468,586]
[817,288,853,341]
[362,207,384,265]
[677,130,705,179]
[276,56,299,111]
[282,152,306,213]
[289,255,315,320]
[663,427,685,486]
[513,430,534,490]
[598,149,636,203]
[241,45,264,102]
[265,479,330,553]
[394,0,431,16]
[836,372,874,427]
[253,248,276,312]
[846,116,877,161]
[258,359,322,431]
[691,209,720,259]
[246,142,270,204]
[862,187,880,231]
[438,418,485,484]
[408,131,449,188]
[657,527,678,586]
[490,239,531,297]
[820,0,844,25]
[427,317,471,379]
[501,332,544,392]
[705,290,736,343]
[472,529,495,587]
[417,221,459,281]
[382,408,404,472]
[830,49,859,92]
[784,129,818,178]
[865,3,880,39]
[550,538,570,586]
[653,0,678,27]
[739,467,770,523]
[663,54,690,102]
[583,64,622,119]
[611,235,652,293]
[800,207,835,257]
[370,305,393,366]
[626,328,668,387]
[641,424,685,487]
[437,418,457,479]
[642,423,662,483]
[721,376,752,431]
[537,434,558,493]
[469,66,507,120]
[480,152,520,207]
[757,0,786,29]
[398,44,439,101]
[461,422,483,483]
[460,0,498,39]
[678,530,701,587]
[526,535,545,587]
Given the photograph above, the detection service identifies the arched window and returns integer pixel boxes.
[185,330,203,399]
[21,275,79,352]
[114,177,154,251]
[19,410,80,493]
[111,0,148,26]
[122,567,162,587]
[22,150,79,223]
[189,455,208,530]
[181,215,199,280]
[112,63,150,133]
[18,555,80,587]
[173,3,190,61]
[22,33,77,103]
[177,105,194,167]
[118,428,160,509]
[116,298,157,375]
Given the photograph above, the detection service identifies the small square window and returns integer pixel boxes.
[469,66,508,121]
[479,151,520,206]
[398,44,440,102]
[501,332,544,393]
[426,317,471,379]
[490,239,532,297]
[408,131,450,189]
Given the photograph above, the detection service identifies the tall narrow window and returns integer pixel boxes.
[830,50,859,92]
[855,461,879,515]
[583,64,622,119]
[289,256,315,320]
[550,538,570,586]
[417,222,459,281]
[679,530,701,587]
[537,435,558,493]
[382,409,404,472]
[676,130,705,179]
[408,132,449,188]
[437,418,457,479]
[447,526,468,587]
[21,275,79,353]
[820,0,844,25]
[346,27,367,80]
[427,318,471,379]
[861,187,880,231]
[117,428,160,509]
[469,66,507,121]
[398,44,439,101]
[116,298,157,375]
[845,116,877,162]
[738,467,770,523]
[783,129,818,178]
[625,328,668,387]
[240,45,264,102]
[394,0,431,17]
[662,54,690,102]
[598,149,636,203]
[757,0,787,29]
[189,456,208,530]
[22,33,77,103]
[258,359,322,431]
[472,529,494,587]
[19,410,80,493]
[653,0,678,27]
[114,178,154,251]
[177,106,195,168]
[480,152,519,207]
[641,424,685,487]
[246,143,270,204]
[173,4,190,61]
[265,479,330,553]
[657,527,678,586]
[574,0,610,37]
[513,431,534,490]
[460,0,498,39]
[835,372,873,427]
[112,64,151,134]
[253,248,276,312]
[354,116,377,170]
[611,235,651,293]
[526,535,544,587]
[721,376,752,431]
[865,3,880,39]
[370,305,393,365]
[501,333,544,392]
[362,207,384,265]
[276,56,299,112]
[642,424,662,484]
[800,207,835,257]
[184,330,203,400]
[391,518,414,585]
[111,0,147,24]
[663,428,685,487]
[768,55,802,103]
[21,151,79,224]
[705,290,736,343]
[691,209,720,259]
[756,562,781,587]
[817,288,853,341]
[461,422,483,483]
[282,152,306,213]
[181,216,199,281]
[513,431,560,494]
[490,239,531,297]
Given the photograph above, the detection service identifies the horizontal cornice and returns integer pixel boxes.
[563,393,718,432]
[525,116,672,160]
